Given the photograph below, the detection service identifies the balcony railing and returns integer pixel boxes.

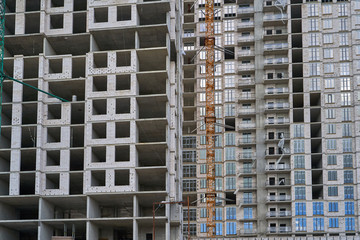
[265,118,290,125]
[238,35,255,42]
[238,64,255,71]
[238,152,256,159]
[238,168,256,175]
[240,229,257,234]
[264,14,287,21]
[267,211,291,217]
[238,123,256,129]
[264,43,288,51]
[240,183,256,189]
[238,78,255,86]
[265,149,289,156]
[239,92,255,100]
[265,73,289,80]
[266,179,291,187]
[238,137,256,145]
[267,195,291,202]
[239,197,256,204]
[238,50,255,57]
[183,30,195,38]
[265,102,289,110]
[238,21,254,28]
[266,132,290,140]
[265,57,289,65]
[268,227,292,233]
[238,7,254,14]
[265,164,290,171]
[265,87,289,94]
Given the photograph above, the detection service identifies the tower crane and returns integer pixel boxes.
[204,0,216,237]
[0,0,68,136]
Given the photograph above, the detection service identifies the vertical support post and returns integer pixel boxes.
[153,203,155,240]
[187,196,190,240]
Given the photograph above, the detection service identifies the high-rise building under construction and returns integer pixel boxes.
[182,0,360,238]
[0,0,183,239]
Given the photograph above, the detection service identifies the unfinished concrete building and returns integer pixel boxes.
[0,0,183,239]
[182,0,360,239]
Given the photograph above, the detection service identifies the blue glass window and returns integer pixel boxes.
[226,207,236,220]
[329,202,338,212]
[313,218,324,231]
[295,203,306,215]
[244,207,253,219]
[329,218,339,228]
[200,223,207,233]
[295,218,306,231]
[226,222,236,235]
[313,202,324,215]
[215,223,223,235]
[344,186,354,199]
[345,202,354,215]
[345,218,355,231]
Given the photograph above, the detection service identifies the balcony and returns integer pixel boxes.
[239,197,257,205]
[238,137,256,145]
[265,102,289,111]
[238,7,254,15]
[238,78,255,87]
[264,57,289,65]
[264,73,289,83]
[238,64,255,72]
[238,152,256,160]
[183,29,195,38]
[264,43,288,51]
[263,14,288,24]
[238,50,255,57]
[238,21,254,29]
[265,179,291,187]
[239,92,255,101]
[238,183,257,190]
[264,29,288,40]
[238,35,255,43]
[266,211,291,218]
[238,123,256,130]
[264,118,290,126]
[265,87,289,97]
[265,149,289,157]
[240,229,257,235]
[266,132,290,141]
[265,164,290,171]
[268,227,292,234]
[238,168,256,176]
[266,195,291,202]
[183,44,195,52]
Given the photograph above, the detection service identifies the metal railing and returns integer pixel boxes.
[265,102,289,110]
[267,195,291,202]
[265,87,289,94]
[264,43,288,50]
[265,164,290,171]
[265,118,290,125]
[267,211,291,217]
[265,57,289,65]
[268,226,292,233]
[265,179,291,186]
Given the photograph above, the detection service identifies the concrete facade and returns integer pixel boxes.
[182,0,360,238]
[0,0,183,239]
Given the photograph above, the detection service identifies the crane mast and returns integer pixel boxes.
[204,0,216,237]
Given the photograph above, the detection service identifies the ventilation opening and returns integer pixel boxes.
[0,151,10,172]
[22,80,38,102]
[91,146,106,163]
[74,0,87,11]
[21,126,37,148]
[73,12,87,33]
[25,13,40,34]
[5,0,16,13]
[70,173,83,195]
[70,126,84,147]
[20,173,35,194]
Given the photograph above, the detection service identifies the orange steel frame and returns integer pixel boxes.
[205,0,216,237]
